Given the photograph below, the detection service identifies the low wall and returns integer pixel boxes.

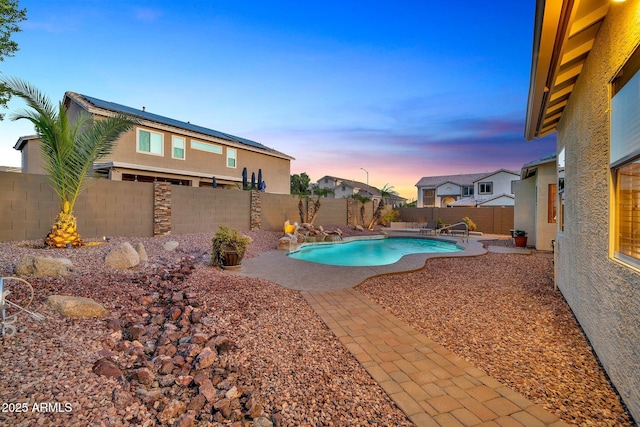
[398,206,514,235]
[0,172,362,241]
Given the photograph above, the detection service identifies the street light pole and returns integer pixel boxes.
[360,167,369,194]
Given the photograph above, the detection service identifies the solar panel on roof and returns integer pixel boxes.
[80,94,270,151]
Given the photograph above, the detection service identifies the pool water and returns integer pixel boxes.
[287,237,461,266]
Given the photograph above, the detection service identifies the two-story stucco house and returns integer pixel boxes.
[316,175,407,206]
[415,169,519,208]
[14,92,294,194]
[525,0,640,420]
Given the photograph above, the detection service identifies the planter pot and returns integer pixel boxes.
[223,249,242,268]
[514,236,528,247]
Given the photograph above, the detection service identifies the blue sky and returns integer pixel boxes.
[0,0,556,200]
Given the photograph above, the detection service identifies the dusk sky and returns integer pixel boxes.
[0,0,556,200]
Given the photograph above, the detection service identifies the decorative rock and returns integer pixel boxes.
[199,379,216,402]
[194,346,217,370]
[213,398,232,418]
[104,242,140,269]
[253,416,274,427]
[355,225,365,232]
[157,399,186,424]
[173,413,196,427]
[134,367,154,385]
[225,386,240,399]
[164,241,179,251]
[175,375,193,386]
[186,394,206,411]
[277,236,293,250]
[16,255,72,276]
[92,358,123,378]
[46,295,108,318]
[134,242,148,262]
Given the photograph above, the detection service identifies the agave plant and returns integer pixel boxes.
[2,78,136,247]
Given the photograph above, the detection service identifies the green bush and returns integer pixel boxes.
[210,226,252,267]
[462,216,477,231]
[381,209,400,226]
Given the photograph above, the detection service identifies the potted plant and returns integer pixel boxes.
[211,226,252,268]
[513,230,528,247]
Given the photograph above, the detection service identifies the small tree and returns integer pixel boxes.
[352,193,370,226]
[307,186,334,224]
[368,184,398,230]
[290,172,311,195]
[3,78,136,247]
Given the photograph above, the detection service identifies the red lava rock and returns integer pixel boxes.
[193,371,210,386]
[173,412,196,427]
[157,399,186,424]
[129,324,146,340]
[214,398,232,418]
[199,379,216,402]
[175,375,193,386]
[190,333,209,344]
[186,394,206,411]
[135,367,154,385]
[194,346,218,370]
[92,358,123,378]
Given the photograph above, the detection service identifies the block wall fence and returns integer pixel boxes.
[0,172,512,241]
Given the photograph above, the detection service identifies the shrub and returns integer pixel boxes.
[381,209,400,226]
[462,216,477,231]
[210,226,252,267]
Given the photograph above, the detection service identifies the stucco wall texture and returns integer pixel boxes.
[555,1,640,421]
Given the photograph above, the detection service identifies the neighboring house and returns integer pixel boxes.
[525,0,639,421]
[415,169,519,208]
[316,175,407,206]
[14,92,294,194]
[513,154,557,251]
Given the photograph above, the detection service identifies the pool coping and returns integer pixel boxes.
[237,234,488,291]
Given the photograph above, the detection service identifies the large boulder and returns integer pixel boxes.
[16,255,73,277]
[134,242,148,262]
[105,242,140,269]
[46,295,108,318]
[164,241,179,251]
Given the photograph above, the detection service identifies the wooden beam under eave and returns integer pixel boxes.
[569,3,609,37]
[546,100,568,114]
[555,62,583,85]
[561,38,595,64]
[550,83,575,102]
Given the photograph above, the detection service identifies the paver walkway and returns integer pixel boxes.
[303,288,570,427]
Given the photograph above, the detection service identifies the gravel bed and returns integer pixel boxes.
[0,230,633,426]
[357,246,634,426]
[0,228,408,426]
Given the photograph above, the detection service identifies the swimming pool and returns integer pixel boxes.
[287,237,462,266]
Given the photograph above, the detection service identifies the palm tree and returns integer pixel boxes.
[3,78,136,247]
[352,193,370,226]
[308,186,334,225]
[368,184,398,230]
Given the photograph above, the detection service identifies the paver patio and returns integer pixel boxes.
[303,288,569,427]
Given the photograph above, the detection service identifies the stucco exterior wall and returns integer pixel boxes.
[555,1,640,420]
[535,162,557,252]
[514,178,536,245]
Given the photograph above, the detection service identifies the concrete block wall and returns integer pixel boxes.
[0,172,153,241]
[171,186,251,234]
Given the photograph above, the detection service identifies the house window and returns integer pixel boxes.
[191,140,222,154]
[227,148,237,168]
[463,186,473,196]
[478,182,493,195]
[611,45,640,265]
[172,136,185,160]
[548,184,557,223]
[137,129,163,155]
[423,189,435,206]
[342,185,346,191]
[511,180,517,194]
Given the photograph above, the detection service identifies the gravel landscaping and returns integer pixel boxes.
[0,230,634,426]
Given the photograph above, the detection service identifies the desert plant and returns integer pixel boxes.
[352,193,370,226]
[210,226,252,267]
[2,78,136,247]
[462,216,477,231]
[436,218,445,229]
[513,230,527,237]
[381,208,400,226]
[368,183,398,230]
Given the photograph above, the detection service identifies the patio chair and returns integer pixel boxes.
[419,220,437,235]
